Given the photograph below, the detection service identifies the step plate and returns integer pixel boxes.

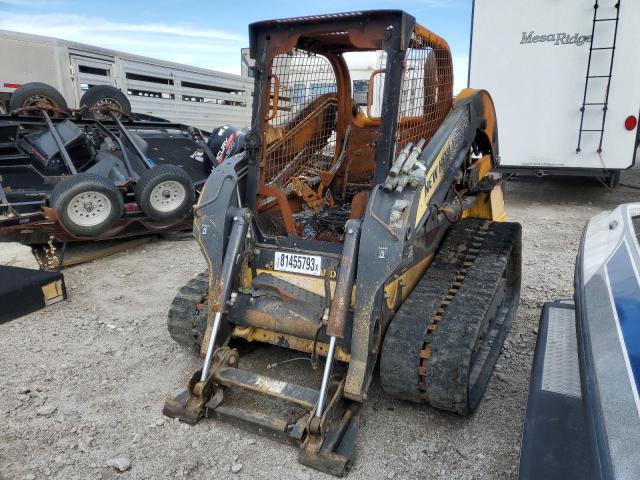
[518,301,591,480]
[541,304,581,398]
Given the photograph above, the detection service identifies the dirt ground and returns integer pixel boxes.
[1,167,640,480]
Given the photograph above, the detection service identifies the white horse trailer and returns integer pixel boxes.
[0,30,253,131]
[469,0,640,185]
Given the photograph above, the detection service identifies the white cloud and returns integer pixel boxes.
[0,9,468,86]
[0,11,246,74]
[0,11,245,41]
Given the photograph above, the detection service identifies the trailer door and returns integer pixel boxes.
[69,54,116,107]
[469,0,640,174]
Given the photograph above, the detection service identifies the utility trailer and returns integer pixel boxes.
[469,0,640,186]
[0,30,253,131]
[0,108,214,244]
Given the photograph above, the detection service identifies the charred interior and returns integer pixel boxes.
[253,21,453,243]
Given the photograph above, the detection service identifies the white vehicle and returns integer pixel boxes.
[0,30,252,131]
[469,0,639,186]
[241,47,386,115]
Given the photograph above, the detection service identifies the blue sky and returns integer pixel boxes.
[0,0,472,90]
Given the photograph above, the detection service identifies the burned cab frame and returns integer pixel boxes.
[164,10,521,477]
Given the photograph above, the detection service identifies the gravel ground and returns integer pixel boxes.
[1,166,639,480]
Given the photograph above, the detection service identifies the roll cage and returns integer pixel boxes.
[244,10,453,239]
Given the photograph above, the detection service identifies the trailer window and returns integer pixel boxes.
[126,72,174,85]
[80,83,106,91]
[343,50,386,116]
[310,83,337,97]
[181,95,246,107]
[128,89,174,100]
[79,65,109,77]
[181,80,244,95]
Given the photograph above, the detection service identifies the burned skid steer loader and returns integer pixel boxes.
[164,10,521,476]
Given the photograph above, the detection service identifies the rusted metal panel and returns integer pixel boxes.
[215,367,319,409]
[229,296,322,340]
[326,220,360,338]
[231,326,352,362]
[229,271,327,340]
[208,404,300,446]
[300,380,360,476]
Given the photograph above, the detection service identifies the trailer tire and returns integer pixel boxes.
[9,82,67,116]
[134,165,195,222]
[80,85,131,120]
[605,170,621,189]
[49,173,123,237]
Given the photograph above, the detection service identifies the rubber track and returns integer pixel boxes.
[380,219,521,415]
[167,272,208,351]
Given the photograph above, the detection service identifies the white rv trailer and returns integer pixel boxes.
[469,0,640,183]
[0,30,253,131]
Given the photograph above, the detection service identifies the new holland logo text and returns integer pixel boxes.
[521,31,591,46]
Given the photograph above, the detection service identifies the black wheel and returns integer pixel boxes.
[9,82,67,117]
[80,85,131,120]
[134,165,195,222]
[49,173,123,237]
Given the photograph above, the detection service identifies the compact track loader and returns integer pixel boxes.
[163,10,521,476]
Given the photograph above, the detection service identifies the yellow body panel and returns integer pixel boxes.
[41,280,64,306]
[462,155,506,222]
[414,144,448,228]
[384,254,434,310]
[232,326,351,363]
[463,187,506,222]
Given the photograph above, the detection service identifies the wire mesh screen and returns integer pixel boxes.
[395,31,453,155]
[262,49,338,186]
